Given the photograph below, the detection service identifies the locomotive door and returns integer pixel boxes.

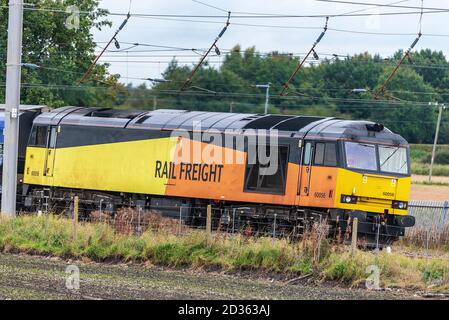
[297,141,314,202]
[297,140,338,208]
[43,126,58,177]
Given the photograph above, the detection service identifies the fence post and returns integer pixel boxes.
[375,222,380,252]
[73,196,79,241]
[232,208,236,234]
[425,227,430,289]
[43,191,49,214]
[137,206,142,236]
[441,201,448,226]
[99,199,103,223]
[273,214,277,239]
[178,207,182,236]
[206,205,212,242]
[351,218,358,256]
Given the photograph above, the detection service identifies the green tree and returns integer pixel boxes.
[315,53,385,118]
[407,49,449,90]
[373,67,437,143]
[0,0,125,107]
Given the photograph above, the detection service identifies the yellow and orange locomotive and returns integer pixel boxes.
[22,107,415,245]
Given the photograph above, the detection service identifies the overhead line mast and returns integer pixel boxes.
[1,0,24,217]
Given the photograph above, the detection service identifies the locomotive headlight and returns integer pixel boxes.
[341,195,357,204]
[392,201,408,210]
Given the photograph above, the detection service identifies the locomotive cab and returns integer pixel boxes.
[298,119,414,245]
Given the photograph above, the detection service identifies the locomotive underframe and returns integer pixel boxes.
[21,185,405,246]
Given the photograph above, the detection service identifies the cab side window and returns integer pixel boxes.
[303,142,312,165]
[49,127,58,148]
[314,143,325,165]
[29,126,49,147]
[314,142,337,166]
[245,145,289,194]
[324,143,337,166]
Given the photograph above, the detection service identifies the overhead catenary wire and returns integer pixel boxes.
[5,1,448,109]
[19,42,449,69]
[20,58,449,100]
[315,0,448,12]
[0,0,446,136]
[78,1,132,84]
[6,6,449,39]
[180,11,231,91]
[17,29,449,102]
[10,39,449,69]
[191,0,229,13]
[120,14,449,37]
[96,42,209,53]
[93,58,449,73]
[3,87,449,125]
[280,17,329,96]
[332,0,412,16]
[11,4,449,18]
[374,0,425,99]
[3,81,445,107]
[12,45,449,71]
[18,63,449,101]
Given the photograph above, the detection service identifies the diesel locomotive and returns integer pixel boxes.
[19,107,415,245]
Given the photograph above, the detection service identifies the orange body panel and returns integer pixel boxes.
[163,140,299,205]
[296,166,338,208]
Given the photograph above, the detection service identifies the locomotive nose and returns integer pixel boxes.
[356,174,398,200]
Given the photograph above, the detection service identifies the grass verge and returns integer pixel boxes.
[1,214,448,291]
[411,163,449,177]
[410,144,449,177]
[411,181,449,187]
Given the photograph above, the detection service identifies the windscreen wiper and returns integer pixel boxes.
[380,147,401,168]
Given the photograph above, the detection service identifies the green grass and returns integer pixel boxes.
[410,144,449,176]
[411,162,449,176]
[1,214,449,291]
[410,144,449,154]
[0,215,312,272]
[323,251,449,290]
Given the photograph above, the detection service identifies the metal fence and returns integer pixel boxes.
[23,196,449,249]
[408,200,449,229]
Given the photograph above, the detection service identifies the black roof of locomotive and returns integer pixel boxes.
[33,107,408,146]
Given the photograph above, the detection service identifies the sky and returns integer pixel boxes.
[92,0,449,86]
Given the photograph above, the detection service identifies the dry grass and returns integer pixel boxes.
[401,225,449,251]
[107,208,183,235]
[1,214,449,291]
[323,250,449,291]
